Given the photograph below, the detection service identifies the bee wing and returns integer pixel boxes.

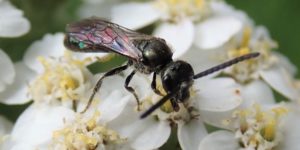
[65,17,150,61]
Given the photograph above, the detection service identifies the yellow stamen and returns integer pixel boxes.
[38,56,50,69]
[153,81,174,113]
[239,110,248,133]
[60,74,78,90]
[155,0,208,22]
[241,27,251,48]
[272,106,288,117]
[254,104,264,122]
[195,0,204,8]
[228,47,251,58]
[161,100,173,113]
[87,111,101,131]
[52,111,125,149]
[77,133,98,148]
[260,117,276,141]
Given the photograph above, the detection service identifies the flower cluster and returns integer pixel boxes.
[1,0,300,150]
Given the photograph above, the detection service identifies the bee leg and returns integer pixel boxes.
[81,64,128,113]
[170,98,180,112]
[151,72,164,96]
[124,70,141,111]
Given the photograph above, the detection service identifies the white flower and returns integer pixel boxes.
[0,0,30,37]
[2,105,75,150]
[183,24,299,104]
[28,53,94,108]
[108,75,242,150]
[0,0,30,104]
[198,103,300,150]
[111,0,244,58]
[27,51,132,116]
[0,33,110,105]
[3,75,133,149]
[234,27,298,101]
[51,110,129,150]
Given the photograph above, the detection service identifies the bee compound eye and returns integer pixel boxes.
[140,57,150,66]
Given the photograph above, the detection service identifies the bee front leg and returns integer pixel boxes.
[151,72,164,96]
[170,98,180,112]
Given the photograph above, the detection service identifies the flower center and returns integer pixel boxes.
[29,52,92,104]
[52,111,126,149]
[141,80,198,123]
[154,0,210,22]
[224,27,277,83]
[234,104,288,149]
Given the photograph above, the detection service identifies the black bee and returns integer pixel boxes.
[64,17,260,119]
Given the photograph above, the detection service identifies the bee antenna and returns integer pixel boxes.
[193,52,260,79]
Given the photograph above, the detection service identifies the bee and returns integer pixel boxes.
[64,17,260,118]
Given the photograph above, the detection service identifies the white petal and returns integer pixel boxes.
[273,52,297,76]
[195,16,242,49]
[178,119,207,150]
[112,2,160,30]
[0,1,30,37]
[210,1,253,26]
[98,91,131,122]
[130,119,170,150]
[0,62,35,104]
[24,33,109,67]
[240,80,275,107]
[124,71,152,100]
[180,46,225,74]
[195,78,242,111]
[78,0,118,19]
[276,111,300,150]
[198,131,238,150]
[259,65,299,100]
[154,20,194,59]
[110,103,171,150]
[8,105,75,149]
[250,26,276,47]
[95,71,151,102]
[94,73,130,99]
[194,78,242,129]
[71,52,109,64]
[23,33,65,73]
[0,49,15,92]
[0,115,12,136]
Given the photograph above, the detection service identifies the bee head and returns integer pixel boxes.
[160,60,194,99]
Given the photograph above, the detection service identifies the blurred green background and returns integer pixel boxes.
[0,0,299,122]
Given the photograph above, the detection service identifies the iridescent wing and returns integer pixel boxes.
[64,17,151,61]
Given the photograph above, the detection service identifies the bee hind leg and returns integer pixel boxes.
[81,64,128,113]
